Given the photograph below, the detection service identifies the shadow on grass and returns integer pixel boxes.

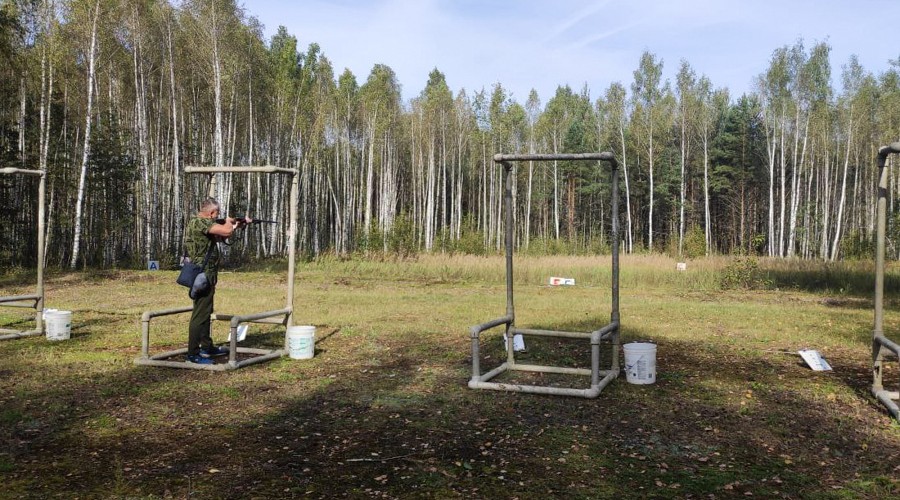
[764,265,900,298]
[3,325,900,498]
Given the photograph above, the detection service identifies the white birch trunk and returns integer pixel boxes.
[703,126,711,254]
[18,76,26,164]
[778,107,786,256]
[679,111,686,256]
[765,107,777,257]
[166,16,182,256]
[69,0,100,268]
[552,133,560,240]
[787,115,809,257]
[620,123,633,253]
[648,121,655,251]
[364,116,376,237]
[830,109,853,261]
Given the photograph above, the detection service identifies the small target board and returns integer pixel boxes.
[549,276,575,286]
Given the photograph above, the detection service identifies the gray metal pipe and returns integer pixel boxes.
[228,308,292,328]
[470,316,513,338]
[213,313,285,325]
[512,327,593,339]
[873,143,900,412]
[159,166,300,370]
[874,334,900,357]
[503,161,516,363]
[874,389,900,420]
[469,316,512,382]
[141,306,193,322]
[0,167,44,175]
[140,306,193,358]
[227,308,291,364]
[1,169,46,339]
[468,152,621,398]
[510,364,593,376]
[0,329,42,340]
[36,169,45,333]
[494,153,617,162]
[185,166,298,175]
[469,370,617,398]
[0,295,41,303]
[285,168,300,348]
[592,321,620,343]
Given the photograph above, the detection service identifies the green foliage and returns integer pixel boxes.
[353,214,418,259]
[82,121,137,267]
[750,233,767,255]
[840,229,874,260]
[682,225,707,259]
[356,221,384,256]
[719,256,769,290]
[438,215,487,256]
[386,213,417,259]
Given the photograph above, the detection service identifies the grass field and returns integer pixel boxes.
[2,254,900,498]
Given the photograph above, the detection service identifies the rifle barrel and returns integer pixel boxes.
[215,216,278,225]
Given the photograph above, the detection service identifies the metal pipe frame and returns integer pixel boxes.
[0,168,46,341]
[136,166,299,370]
[468,152,621,398]
[873,142,900,419]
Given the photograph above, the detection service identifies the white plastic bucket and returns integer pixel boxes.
[44,310,72,341]
[623,342,656,384]
[287,325,315,359]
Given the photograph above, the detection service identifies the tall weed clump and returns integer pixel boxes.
[719,257,769,290]
[682,226,707,259]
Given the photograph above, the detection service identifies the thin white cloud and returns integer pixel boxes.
[567,21,643,51]
[246,0,900,104]
[543,0,614,44]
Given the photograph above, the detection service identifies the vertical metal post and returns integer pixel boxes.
[608,157,620,324]
[471,153,621,398]
[228,322,238,365]
[874,144,900,389]
[607,154,620,372]
[284,169,299,350]
[503,161,516,363]
[36,170,46,333]
[141,317,150,358]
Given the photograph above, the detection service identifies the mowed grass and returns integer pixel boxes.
[1,254,900,498]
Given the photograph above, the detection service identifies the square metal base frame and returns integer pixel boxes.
[1,168,46,341]
[135,306,292,371]
[468,153,621,398]
[135,165,299,371]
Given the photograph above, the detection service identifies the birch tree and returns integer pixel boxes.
[631,51,667,250]
[675,60,697,256]
[68,0,100,268]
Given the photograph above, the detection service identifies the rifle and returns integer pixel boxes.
[215,216,278,225]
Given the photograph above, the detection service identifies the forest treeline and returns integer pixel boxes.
[1,0,900,269]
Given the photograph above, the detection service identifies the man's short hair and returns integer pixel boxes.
[200,197,220,212]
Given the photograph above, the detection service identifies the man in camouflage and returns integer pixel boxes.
[183,197,248,364]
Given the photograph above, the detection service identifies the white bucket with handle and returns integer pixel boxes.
[623,342,656,384]
[287,325,315,359]
[44,310,72,341]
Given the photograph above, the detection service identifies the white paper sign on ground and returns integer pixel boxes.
[503,332,527,352]
[549,277,575,286]
[228,324,249,343]
[798,349,832,371]
[676,262,687,271]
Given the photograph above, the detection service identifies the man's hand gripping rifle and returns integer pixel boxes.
[213,216,277,245]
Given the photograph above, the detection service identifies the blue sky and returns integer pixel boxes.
[241,0,900,104]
